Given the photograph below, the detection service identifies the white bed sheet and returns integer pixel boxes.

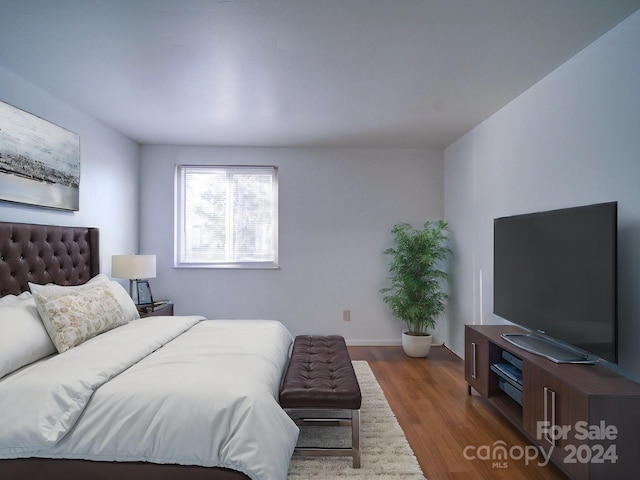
[0,316,298,480]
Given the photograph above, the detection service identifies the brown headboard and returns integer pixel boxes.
[0,222,100,297]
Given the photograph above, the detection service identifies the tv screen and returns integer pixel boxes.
[494,202,617,363]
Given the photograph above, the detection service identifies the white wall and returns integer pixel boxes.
[140,146,444,343]
[444,11,640,380]
[0,66,140,273]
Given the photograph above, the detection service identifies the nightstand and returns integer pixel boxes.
[138,301,174,318]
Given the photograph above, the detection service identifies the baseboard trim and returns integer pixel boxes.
[345,339,445,347]
[346,339,402,346]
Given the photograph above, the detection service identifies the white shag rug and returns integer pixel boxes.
[287,361,426,479]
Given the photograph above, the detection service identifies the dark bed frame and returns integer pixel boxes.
[0,221,249,480]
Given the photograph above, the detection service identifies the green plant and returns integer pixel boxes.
[380,221,451,335]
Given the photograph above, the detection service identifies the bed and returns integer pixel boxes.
[0,221,298,480]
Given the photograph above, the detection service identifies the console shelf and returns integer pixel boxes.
[465,325,640,479]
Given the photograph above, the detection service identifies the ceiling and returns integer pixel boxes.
[1,1,639,149]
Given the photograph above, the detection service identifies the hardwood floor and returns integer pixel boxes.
[348,345,567,480]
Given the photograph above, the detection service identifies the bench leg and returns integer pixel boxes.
[290,409,361,468]
[352,409,361,468]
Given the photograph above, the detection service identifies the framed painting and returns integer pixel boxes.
[0,101,80,211]
[136,280,154,307]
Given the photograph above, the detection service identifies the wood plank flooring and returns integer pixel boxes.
[348,345,567,480]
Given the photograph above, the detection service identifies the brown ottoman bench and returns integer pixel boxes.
[279,335,362,468]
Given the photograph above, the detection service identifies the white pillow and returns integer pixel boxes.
[30,282,128,353]
[0,291,33,306]
[0,297,57,379]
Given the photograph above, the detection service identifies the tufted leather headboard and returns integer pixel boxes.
[0,222,100,297]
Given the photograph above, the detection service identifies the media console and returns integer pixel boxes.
[465,325,640,479]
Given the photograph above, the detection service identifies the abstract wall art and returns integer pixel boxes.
[0,101,80,211]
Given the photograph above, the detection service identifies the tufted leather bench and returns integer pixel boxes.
[279,335,362,468]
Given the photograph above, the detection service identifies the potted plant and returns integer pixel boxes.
[380,221,451,357]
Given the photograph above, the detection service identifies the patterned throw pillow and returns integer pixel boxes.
[32,283,127,353]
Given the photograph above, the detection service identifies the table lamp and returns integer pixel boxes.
[111,254,156,304]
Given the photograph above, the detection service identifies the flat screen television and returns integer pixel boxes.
[493,201,617,364]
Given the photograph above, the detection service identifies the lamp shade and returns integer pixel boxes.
[111,254,156,280]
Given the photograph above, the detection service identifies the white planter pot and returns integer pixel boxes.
[401,332,433,358]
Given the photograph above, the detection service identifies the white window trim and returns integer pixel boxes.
[174,164,279,269]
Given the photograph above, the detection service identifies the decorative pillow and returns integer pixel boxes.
[30,282,127,353]
[86,274,140,322]
[27,274,140,323]
[0,298,57,379]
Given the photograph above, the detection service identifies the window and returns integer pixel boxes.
[175,165,278,268]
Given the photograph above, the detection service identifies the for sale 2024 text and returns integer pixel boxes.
[537,420,619,465]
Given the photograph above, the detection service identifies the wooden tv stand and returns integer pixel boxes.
[465,325,640,479]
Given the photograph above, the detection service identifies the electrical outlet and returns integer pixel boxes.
[343,309,351,321]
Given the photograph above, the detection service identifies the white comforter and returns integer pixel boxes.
[0,316,299,480]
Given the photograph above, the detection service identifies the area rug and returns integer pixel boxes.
[287,361,426,479]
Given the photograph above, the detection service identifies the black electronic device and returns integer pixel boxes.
[494,202,617,363]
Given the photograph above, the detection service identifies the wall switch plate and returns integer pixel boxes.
[343,309,351,321]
